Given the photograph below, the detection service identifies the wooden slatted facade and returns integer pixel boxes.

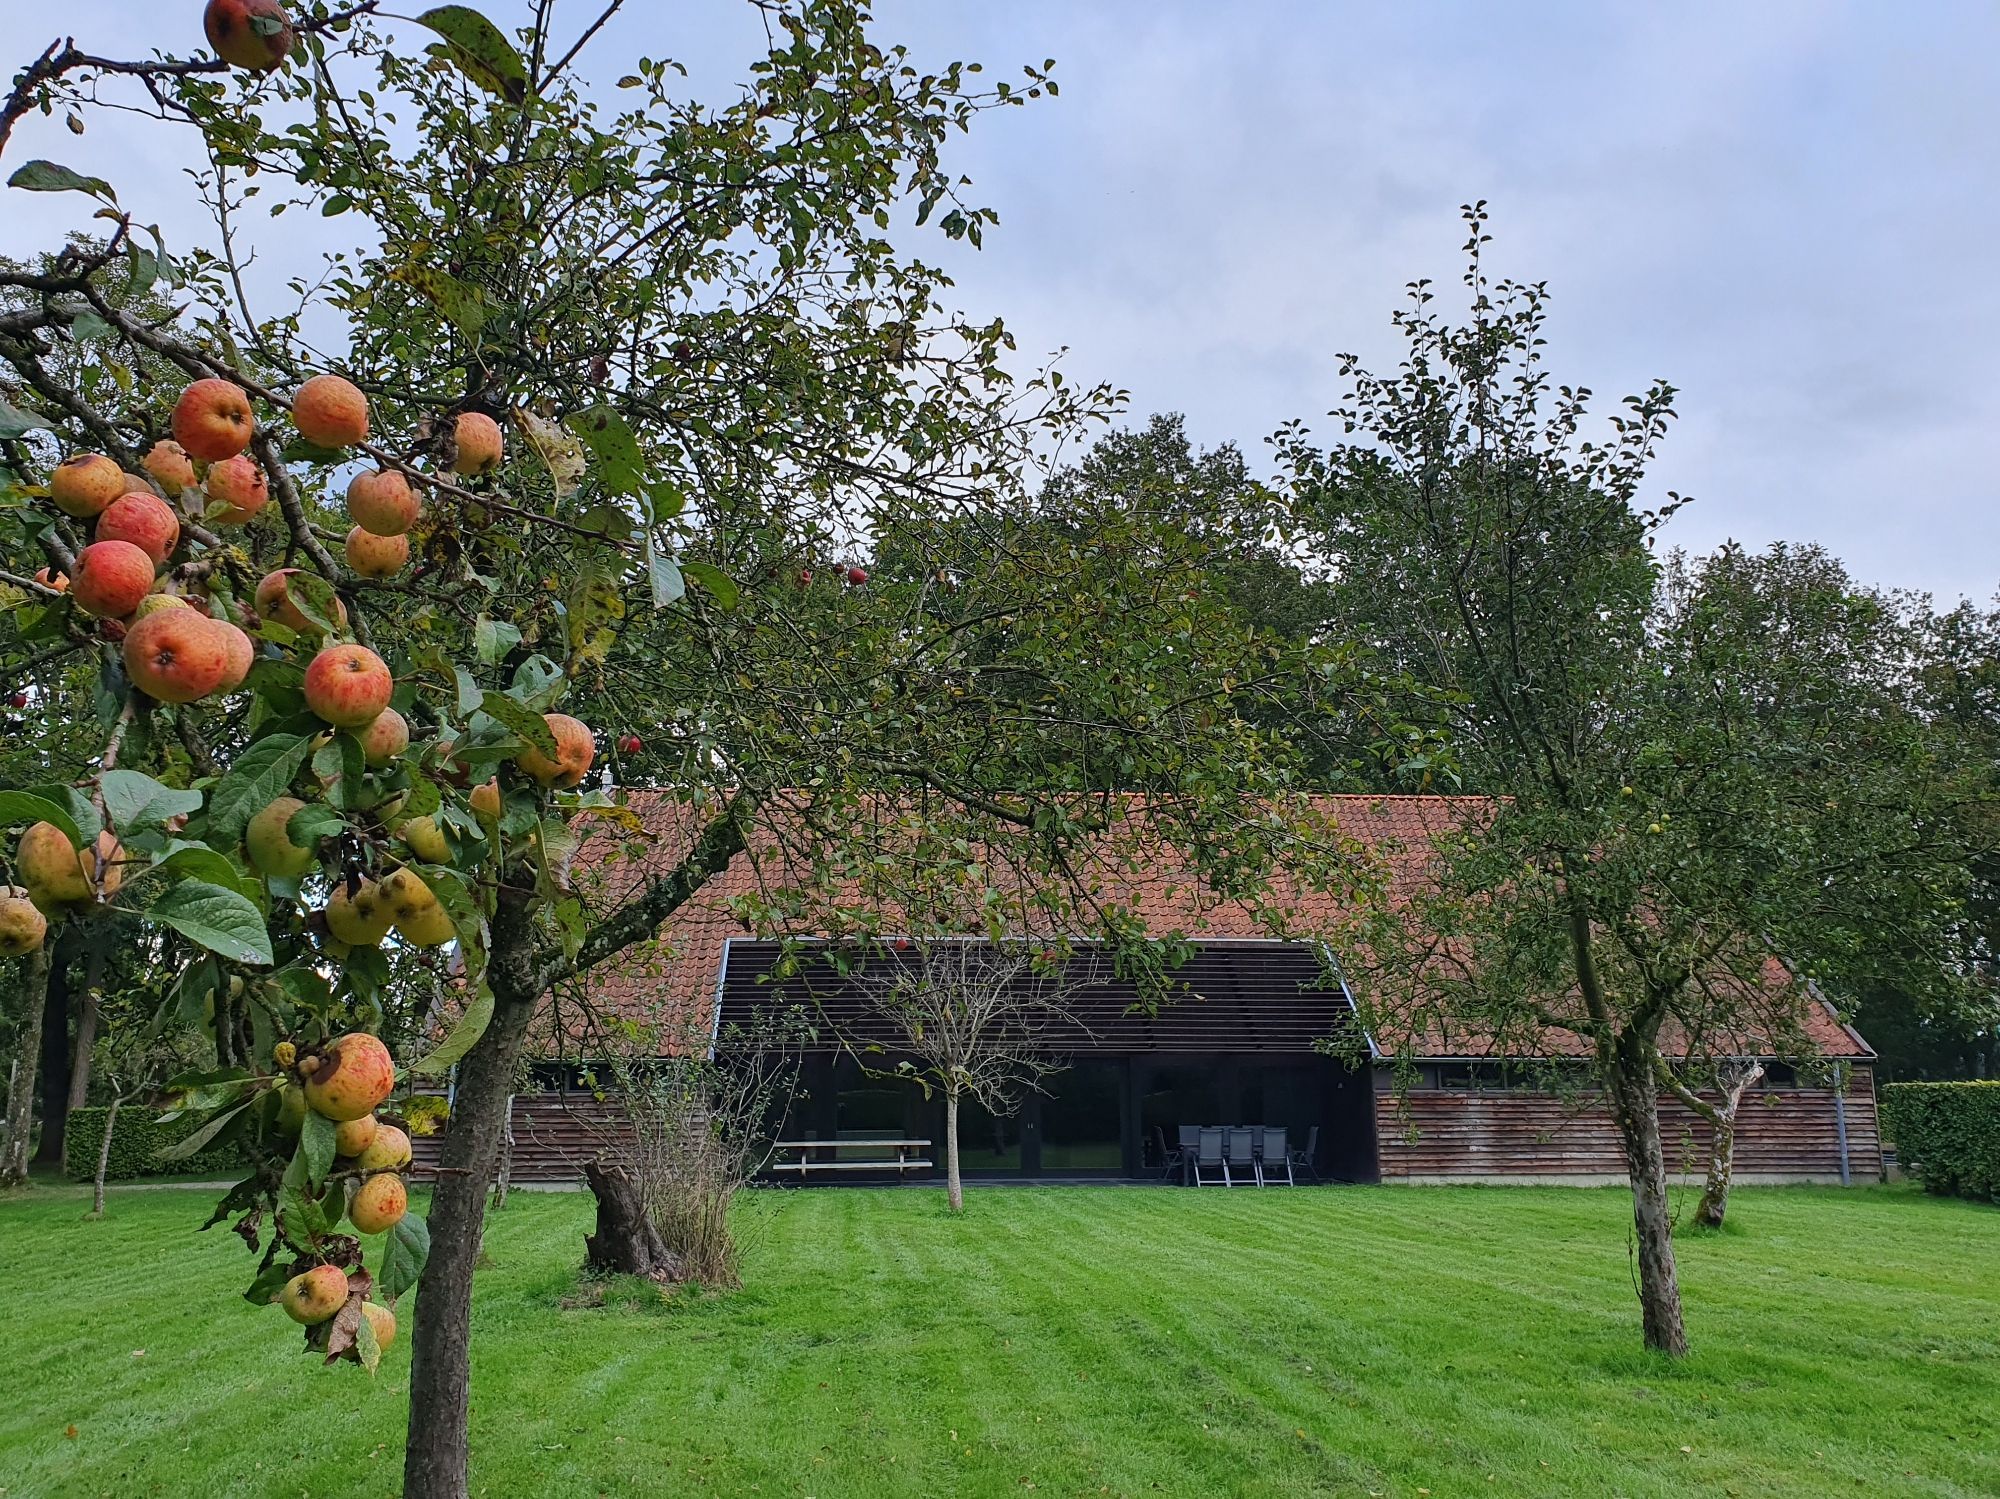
[410,1093,631,1186]
[1375,1068,1882,1183]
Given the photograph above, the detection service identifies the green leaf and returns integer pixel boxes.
[279,1146,329,1245]
[0,790,82,845]
[300,1109,337,1188]
[647,552,684,609]
[681,561,738,609]
[152,842,259,902]
[478,691,557,755]
[565,405,645,496]
[406,984,492,1076]
[282,571,346,637]
[205,734,312,847]
[509,655,564,712]
[387,262,487,337]
[0,397,48,439]
[313,733,367,812]
[154,1100,249,1161]
[99,769,203,833]
[352,1302,383,1374]
[377,1212,432,1300]
[242,1260,293,1307]
[7,159,115,202]
[286,802,348,847]
[415,6,530,103]
[474,615,521,665]
[148,880,275,966]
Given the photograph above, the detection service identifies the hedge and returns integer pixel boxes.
[1880,1081,2000,1204]
[62,1104,250,1182]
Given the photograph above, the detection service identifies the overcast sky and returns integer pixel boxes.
[7,2,1996,600]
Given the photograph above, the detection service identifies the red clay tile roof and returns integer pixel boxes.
[548,792,1870,1062]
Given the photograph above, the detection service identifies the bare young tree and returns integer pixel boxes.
[1658,1054,1767,1228]
[856,940,1093,1212]
[579,1004,806,1289]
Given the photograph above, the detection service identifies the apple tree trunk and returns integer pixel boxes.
[30,934,71,1168]
[1607,1052,1689,1356]
[582,1159,685,1281]
[401,960,539,1499]
[88,1090,120,1218]
[1,945,49,1187]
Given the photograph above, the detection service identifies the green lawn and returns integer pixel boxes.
[0,1182,1993,1498]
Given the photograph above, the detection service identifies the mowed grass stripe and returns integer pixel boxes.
[1,1181,1994,1498]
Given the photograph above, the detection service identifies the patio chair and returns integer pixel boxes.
[1288,1125,1320,1184]
[1152,1126,1185,1184]
[1260,1126,1294,1186]
[1193,1127,1227,1186]
[1224,1126,1260,1187]
[1177,1125,1202,1186]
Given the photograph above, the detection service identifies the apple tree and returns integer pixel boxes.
[0,4,1407,1495]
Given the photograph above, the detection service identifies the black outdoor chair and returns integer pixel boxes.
[1224,1126,1260,1186]
[1153,1126,1185,1183]
[1260,1126,1295,1186]
[1177,1124,1202,1186]
[1193,1127,1227,1186]
[1288,1125,1320,1184]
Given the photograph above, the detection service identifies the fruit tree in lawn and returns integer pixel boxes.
[0,6,1408,1497]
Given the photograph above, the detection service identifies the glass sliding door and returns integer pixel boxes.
[1036,1059,1127,1173]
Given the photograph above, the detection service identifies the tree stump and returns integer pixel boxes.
[582,1160,686,1284]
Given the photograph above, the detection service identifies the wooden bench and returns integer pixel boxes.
[766,1139,932,1174]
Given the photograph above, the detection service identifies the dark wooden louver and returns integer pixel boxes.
[713,938,1364,1055]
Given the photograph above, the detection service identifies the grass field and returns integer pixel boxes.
[0,1181,1993,1498]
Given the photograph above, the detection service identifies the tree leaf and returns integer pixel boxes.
[565,405,645,496]
[474,615,521,665]
[351,1301,383,1374]
[386,262,487,337]
[646,546,684,609]
[406,983,492,1076]
[415,6,530,104]
[205,733,312,848]
[377,1211,431,1301]
[148,880,275,966]
[99,769,203,833]
[7,159,116,202]
[0,790,83,846]
[153,1100,249,1161]
[682,560,737,609]
[286,802,348,848]
[279,1146,329,1245]
[478,691,558,755]
[300,1108,337,1188]
[515,407,585,498]
[152,842,260,902]
[0,397,48,439]
[282,571,346,638]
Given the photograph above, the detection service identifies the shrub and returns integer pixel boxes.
[62,1104,250,1182]
[1881,1081,2000,1203]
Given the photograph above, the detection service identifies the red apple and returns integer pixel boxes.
[34,567,68,594]
[618,734,642,755]
[171,378,255,461]
[279,1264,348,1325]
[142,440,197,497]
[48,454,125,519]
[301,1031,395,1120]
[71,540,156,619]
[255,568,347,636]
[452,411,504,476]
[514,712,595,788]
[292,373,369,448]
[303,643,392,729]
[205,454,269,524]
[95,491,180,564]
[123,608,230,704]
[846,566,868,586]
[347,468,419,535]
[356,705,409,767]
[212,619,256,692]
[345,525,408,578]
[203,0,295,73]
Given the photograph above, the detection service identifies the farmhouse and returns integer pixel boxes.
[437,794,1881,1188]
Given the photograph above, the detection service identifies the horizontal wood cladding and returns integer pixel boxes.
[718,938,1361,1055]
[410,1093,631,1185]
[1377,1072,1882,1180]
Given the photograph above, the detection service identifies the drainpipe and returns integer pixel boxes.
[1833,1061,1850,1186]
